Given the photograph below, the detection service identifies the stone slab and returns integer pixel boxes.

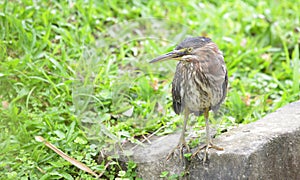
[127,101,300,179]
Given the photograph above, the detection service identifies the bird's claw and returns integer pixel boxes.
[191,142,223,163]
[166,142,190,160]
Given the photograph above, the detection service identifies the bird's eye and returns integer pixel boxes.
[187,47,193,52]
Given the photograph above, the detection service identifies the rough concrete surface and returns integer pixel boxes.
[125,100,300,179]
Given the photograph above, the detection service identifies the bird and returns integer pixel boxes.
[149,36,228,162]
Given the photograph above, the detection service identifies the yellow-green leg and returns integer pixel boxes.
[192,108,223,162]
[166,108,190,160]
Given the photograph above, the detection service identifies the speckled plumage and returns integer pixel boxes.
[172,37,228,116]
[150,36,228,161]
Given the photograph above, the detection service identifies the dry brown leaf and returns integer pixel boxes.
[243,93,251,106]
[151,78,159,91]
[35,136,99,178]
[2,101,9,109]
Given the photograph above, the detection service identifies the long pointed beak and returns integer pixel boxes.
[149,50,183,63]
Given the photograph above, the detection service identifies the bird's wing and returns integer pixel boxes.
[172,63,184,115]
[207,53,228,112]
[194,42,228,112]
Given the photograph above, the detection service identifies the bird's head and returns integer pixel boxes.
[149,36,212,63]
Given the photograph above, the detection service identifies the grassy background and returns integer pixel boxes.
[1,0,299,179]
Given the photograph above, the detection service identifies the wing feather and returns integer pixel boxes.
[172,63,184,115]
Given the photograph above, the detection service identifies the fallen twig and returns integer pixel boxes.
[35,136,99,178]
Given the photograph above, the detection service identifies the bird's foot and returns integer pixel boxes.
[191,142,223,163]
[166,142,190,160]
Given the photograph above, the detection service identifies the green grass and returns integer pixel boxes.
[1,0,300,179]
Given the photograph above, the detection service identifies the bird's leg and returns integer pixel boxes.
[179,108,191,153]
[192,108,223,162]
[166,108,190,160]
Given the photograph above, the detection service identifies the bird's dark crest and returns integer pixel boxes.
[175,36,212,50]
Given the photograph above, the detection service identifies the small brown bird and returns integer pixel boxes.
[150,37,228,161]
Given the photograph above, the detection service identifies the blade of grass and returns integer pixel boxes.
[292,44,299,95]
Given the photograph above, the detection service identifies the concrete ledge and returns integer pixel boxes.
[128,101,300,179]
